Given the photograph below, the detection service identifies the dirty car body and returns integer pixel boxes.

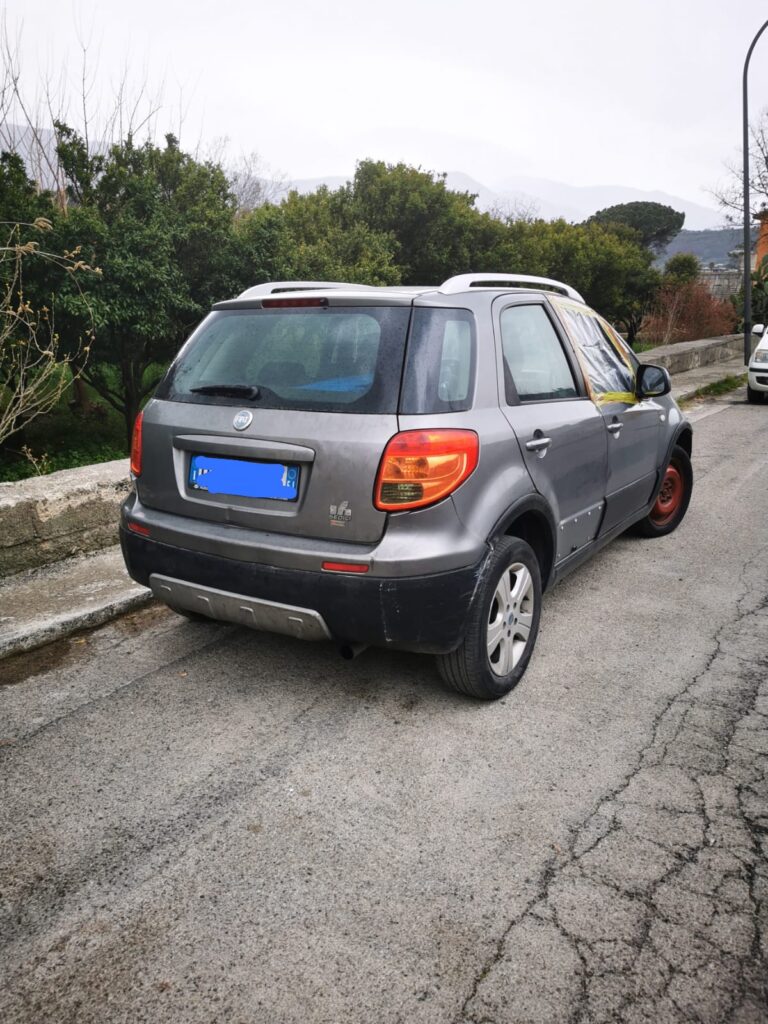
[121,275,693,699]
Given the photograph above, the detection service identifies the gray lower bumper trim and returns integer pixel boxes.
[149,573,331,641]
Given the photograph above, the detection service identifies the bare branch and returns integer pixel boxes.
[0,223,99,444]
[712,107,768,219]
[0,11,173,196]
[224,146,289,212]
[487,197,541,225]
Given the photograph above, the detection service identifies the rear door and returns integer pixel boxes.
[550,298,663,534]
[139,301,411,544]
[494,299,608,565]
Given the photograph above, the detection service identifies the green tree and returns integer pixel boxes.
[231,203,291,287]
[588,201,685,254]
[0,152,51,225]
[664,252,700,284]
[344,160,493,283]
[494,217,660,343]
[270,186,401,284]
[49,127,242,445]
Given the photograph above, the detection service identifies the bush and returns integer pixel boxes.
[641,281,738,346]
[0,376,128,482]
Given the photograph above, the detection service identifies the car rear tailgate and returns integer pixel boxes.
[137,399,395,544]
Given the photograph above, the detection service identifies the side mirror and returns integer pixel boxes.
[636,363,671,399]
[752,323,766,336]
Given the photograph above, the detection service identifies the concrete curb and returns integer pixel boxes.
[0,546,153,662]
[1,590,153,660]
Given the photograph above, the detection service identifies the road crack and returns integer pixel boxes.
[456,548,768,1024]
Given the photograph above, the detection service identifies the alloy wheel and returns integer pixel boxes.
[487,562,535,676]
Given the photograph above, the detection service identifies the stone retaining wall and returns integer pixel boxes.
[641,334,742,374]
[0,459,131,577]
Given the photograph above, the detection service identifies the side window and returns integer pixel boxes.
[599,316,639,371]
[500,304,578,403]
[438,318,472,403]
[552,301,636,403]
[400,308,476,413]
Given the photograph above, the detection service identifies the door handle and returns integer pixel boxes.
[525,436,552,452]
[607,422,622,435]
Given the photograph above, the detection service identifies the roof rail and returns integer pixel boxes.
[238,280,376,299]
[439,273,585,303]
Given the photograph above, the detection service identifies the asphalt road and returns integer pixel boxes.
[1,393,767,1024]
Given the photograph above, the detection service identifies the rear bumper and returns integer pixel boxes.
[120,528,486,654]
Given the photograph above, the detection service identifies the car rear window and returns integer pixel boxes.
[399,307,476,414]
[156,307,411,414]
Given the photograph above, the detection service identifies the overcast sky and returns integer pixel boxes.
[5,0,768,209]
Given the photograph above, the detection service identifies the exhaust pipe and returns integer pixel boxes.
[338,642,368,660]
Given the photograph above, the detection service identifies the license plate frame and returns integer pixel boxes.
[188,454,300,502]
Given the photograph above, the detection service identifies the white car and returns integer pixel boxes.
[749,323,768,403]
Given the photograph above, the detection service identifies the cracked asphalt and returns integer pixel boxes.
[1,395,767,1024]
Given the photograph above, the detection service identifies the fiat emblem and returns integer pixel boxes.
[233,409,253,431]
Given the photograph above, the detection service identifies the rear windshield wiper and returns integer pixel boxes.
[190,384,260,400]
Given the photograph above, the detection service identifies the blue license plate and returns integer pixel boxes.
[189,454,299,501]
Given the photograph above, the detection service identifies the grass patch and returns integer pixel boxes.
[631,340,660,353]
[680,374,747,406]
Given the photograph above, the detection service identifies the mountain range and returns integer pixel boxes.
[286,170,724,231]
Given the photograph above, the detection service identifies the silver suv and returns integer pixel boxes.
[120,274,693,699]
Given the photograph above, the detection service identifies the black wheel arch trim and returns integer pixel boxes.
[486,493,558,590]
[672,421,693,457]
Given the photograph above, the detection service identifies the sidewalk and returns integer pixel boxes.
[670,354,747,404]
[0,546,151,661]
[0,355,751,665]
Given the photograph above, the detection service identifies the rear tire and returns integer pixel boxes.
[632,445,693,538]
[747,384,765,404]
[436,536,542,700]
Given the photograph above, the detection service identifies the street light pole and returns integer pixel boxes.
[743,19,768,365]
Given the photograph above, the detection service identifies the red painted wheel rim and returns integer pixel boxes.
[650,463,684,526]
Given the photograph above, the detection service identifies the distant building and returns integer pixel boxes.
[700,266,741,299]
[701,210,768,298]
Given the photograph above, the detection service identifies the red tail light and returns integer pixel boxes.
[262,297,329,308]
[374,429,479,511]
[130,411,143,476]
